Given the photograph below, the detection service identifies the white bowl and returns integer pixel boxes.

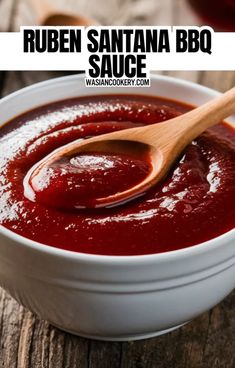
[0,74,235,341]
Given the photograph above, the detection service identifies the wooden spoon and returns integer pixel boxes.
[24,87,235,208]
[30,0,98,26]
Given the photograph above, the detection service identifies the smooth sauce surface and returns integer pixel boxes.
[0,95,235,255]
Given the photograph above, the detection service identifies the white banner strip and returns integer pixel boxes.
[0,26,234,71]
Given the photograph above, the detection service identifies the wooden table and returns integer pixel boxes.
[0,0,235,367]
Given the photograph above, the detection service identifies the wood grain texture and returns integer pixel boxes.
[0,0,235,367]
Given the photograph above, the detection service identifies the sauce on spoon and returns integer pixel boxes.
[28,148,152,210]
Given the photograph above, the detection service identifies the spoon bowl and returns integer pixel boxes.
[24,136,161,208]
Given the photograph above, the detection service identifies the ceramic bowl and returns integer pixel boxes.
[0,74,235,341]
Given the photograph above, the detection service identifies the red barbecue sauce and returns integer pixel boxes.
[0,95,235,255]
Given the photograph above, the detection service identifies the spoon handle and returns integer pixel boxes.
[172,86,235,142]
[110,86,235,148]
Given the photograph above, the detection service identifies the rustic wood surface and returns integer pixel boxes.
[0,0,235,367]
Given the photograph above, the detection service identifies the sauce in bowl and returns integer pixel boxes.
[0,95,235,255]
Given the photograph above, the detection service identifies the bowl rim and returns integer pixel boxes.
[0,73,235,265]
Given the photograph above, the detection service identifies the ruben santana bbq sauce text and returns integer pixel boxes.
[23,28,212,78]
